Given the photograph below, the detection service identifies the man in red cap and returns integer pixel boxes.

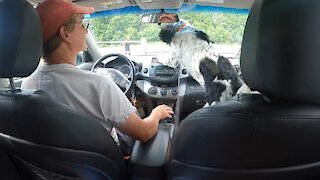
[22,0,173,156]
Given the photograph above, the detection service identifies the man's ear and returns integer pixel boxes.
[59,26,71,42]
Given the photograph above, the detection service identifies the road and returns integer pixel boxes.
[99,43,241,65]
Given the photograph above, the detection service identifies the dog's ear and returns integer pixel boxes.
[195,30,214,44]
[159,24,175,45]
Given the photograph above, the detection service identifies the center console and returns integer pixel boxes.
[130,62,178,179]
[136,63,178,100]
[129,118,175,180]
[129,61,205,179]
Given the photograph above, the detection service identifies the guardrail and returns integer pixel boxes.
[97,39,148,55]
[96,40,241,60]
[96,40,141,45]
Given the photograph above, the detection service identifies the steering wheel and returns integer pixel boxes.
[91,53,136,95]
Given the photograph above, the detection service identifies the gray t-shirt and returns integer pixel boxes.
[21,63,136,133]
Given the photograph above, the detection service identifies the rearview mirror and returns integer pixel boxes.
[141,13,179,23]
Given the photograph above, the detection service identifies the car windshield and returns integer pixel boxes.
[88,6,248,65]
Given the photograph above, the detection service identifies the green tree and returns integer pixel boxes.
[90,15,141,41]
[89,12,248,44]
[126,27,140,40]
[140,24,160,42]
[180,12,247,43]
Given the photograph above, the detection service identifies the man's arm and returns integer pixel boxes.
[118,104,173,143]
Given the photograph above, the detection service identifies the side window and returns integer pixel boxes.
[76,50,95,70]
[76,50,93,66]
[76,52,83,65]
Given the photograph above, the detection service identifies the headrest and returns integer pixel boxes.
[240,0,320,103]
[0,0,42,78]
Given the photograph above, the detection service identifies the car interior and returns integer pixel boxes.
[2,0,320,179]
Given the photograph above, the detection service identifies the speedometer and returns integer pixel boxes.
[119,64,131,77]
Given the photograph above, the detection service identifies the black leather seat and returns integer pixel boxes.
[170,0,320,179]
[0,0,126,179]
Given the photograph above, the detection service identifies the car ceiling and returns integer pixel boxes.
[27,0,254,13]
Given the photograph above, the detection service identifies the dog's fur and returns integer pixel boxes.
[159,22,250,105]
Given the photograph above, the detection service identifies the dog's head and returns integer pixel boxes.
[159,24,175,45]
[159,19,194,45]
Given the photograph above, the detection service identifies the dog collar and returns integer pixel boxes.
[175,23,187,32]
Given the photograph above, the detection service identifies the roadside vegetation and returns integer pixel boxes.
[90,12,248,44]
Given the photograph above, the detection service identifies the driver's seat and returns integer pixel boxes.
[0,0,126,179]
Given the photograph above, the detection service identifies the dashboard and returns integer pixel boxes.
[136,63,179,99]
[82,54,244,122]
[136,61,206,121]
[100,56,179,99]
[95,55,206,121]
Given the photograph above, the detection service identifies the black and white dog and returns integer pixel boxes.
[159,20,250,105]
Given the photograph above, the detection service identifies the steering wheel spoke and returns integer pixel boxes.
[91,53,136,94]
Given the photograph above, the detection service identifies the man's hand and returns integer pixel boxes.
[118,104,174,143]
[150,104,174,120]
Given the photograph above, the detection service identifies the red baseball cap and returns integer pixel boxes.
[36,0,95,43]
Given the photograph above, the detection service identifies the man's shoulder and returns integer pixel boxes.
[70,67,101,78]
[39,64,114,87]
[71,67,97,76]
[69,68,108,82]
